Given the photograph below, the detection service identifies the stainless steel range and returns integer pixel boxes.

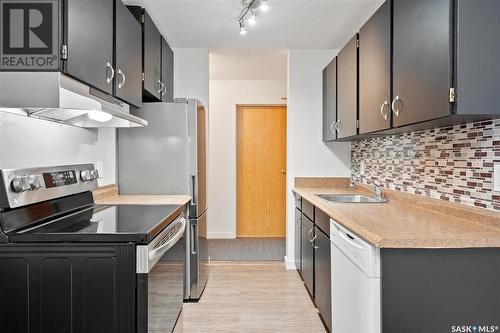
[0,164,186,333]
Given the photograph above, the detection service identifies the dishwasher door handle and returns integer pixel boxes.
[335,226,370,250]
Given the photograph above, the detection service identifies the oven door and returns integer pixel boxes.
[136,215,186,333]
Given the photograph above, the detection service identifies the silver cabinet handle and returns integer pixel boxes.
[330,121,335,134]
[158,80,164,93]
[106,62,115,84]
[391,96,401,116]
[335,120,342,133]
[380,100,389,120]
[310,234,317,244]
[162,83,167,95]
[307,228,313,241]
[117,69,126,89]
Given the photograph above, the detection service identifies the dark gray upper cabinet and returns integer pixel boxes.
[301,214,314,297]
[65,0,114,95]
[337,34,359,139]
[143,10,162,101]
[392,0,452,127]
[359,1,391,134]
[455,0,500,116]
[161,38,174,102]
[115,1,142,108]
[314,227,331,332]
[322,57,337,142]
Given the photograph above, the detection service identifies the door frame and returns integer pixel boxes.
[235,104,288,238]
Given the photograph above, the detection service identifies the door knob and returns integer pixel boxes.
[281,169,286,175]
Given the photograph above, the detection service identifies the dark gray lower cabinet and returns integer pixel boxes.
[301,214,314,296]
[295,208,302,273]
[314,227,331,331]
[382,248,500,333]
[0,243,136,333]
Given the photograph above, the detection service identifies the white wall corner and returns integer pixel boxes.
[284,256,296,270]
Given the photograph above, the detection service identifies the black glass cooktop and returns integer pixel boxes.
[8,204,183,244]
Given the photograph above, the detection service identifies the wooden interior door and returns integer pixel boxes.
[237,105,287,237]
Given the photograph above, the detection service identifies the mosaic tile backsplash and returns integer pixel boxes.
[351,119,500,211]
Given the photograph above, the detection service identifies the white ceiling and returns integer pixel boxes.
[123,0,383,80]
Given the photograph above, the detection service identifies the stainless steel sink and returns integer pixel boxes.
[316,194,387,203]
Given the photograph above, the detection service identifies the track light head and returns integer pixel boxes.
[239,21,247,35]
[248,10,257,26]
[259,0,269,12]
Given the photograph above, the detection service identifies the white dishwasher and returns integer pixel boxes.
[330,219,381,333]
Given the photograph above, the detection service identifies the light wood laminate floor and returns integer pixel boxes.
[174,262,327,333]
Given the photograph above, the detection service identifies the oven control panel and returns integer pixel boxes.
[0,164,99,209]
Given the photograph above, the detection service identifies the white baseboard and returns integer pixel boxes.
[207,232,236,239]
[284,256,296,270]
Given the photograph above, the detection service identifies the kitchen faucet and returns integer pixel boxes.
[373,181,383,201]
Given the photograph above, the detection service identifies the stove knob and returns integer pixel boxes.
[11,176,30,193]
[90,169,99,180]
[29,175,42,190]
[80,170,91,182]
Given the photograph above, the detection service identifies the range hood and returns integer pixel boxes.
[0,72,148,128]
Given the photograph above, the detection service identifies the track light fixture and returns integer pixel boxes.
[237,0,270,34]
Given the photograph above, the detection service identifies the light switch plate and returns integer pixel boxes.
[494,164,500,192]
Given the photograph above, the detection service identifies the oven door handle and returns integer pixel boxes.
[148,217,187,261]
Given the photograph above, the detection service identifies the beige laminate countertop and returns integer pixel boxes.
[93,185,191,206]
[96,194,191,206]
[293,186,500,249]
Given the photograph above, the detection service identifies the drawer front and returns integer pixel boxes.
[302,200,314,221]
[314,207,330,236]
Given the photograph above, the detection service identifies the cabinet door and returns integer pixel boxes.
[337,34,358,139]
[143,10,162,101]
[295,208,302,273]
[359,1,391,134]
[455,0,500,116]
[115,1,142,107]
[314,228,331,332]
[161,37,174,102]
[0,244,136,332]
[65,0,113,94]
[392,0,451,127]
[301,214,314,296]
[322,57,337,142]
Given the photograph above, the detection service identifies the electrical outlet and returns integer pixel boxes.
[494,164,500,192]
[95,161,104,178]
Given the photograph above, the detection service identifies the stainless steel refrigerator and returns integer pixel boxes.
[118,98,208,300]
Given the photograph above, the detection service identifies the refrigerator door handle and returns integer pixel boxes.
[190,222,197,255]
[191,175,197,205]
